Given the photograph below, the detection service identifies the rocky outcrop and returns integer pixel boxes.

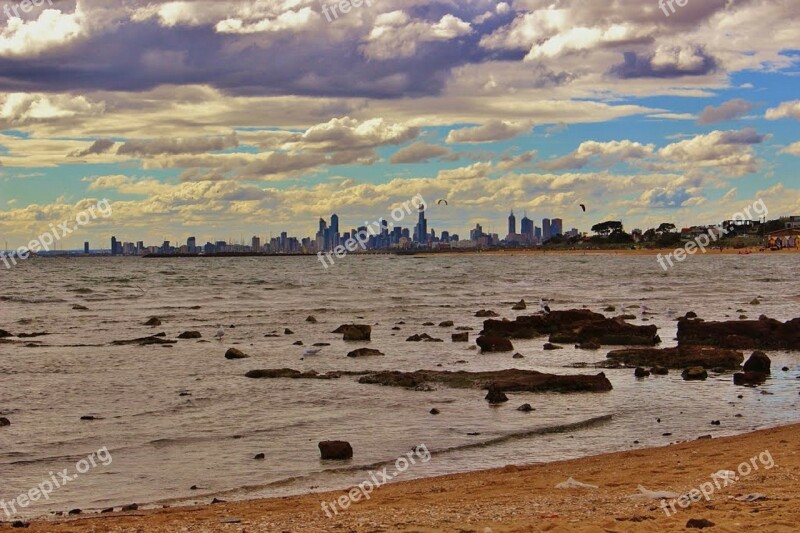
[482,309,660,346]
[112,335,176,346]
[225,348,249,359]
[743,351,771,374]
[245,369,369,379]
[333,324,371,341]
[347,348,384,357]
[144,317,162,326]
[318,441,353,460]
[682,367,708,381]
[177,331,202,339]
[485,387,508,404]
[476,335,514,353]
[677,316,800,350]
[512,300,527,310]
[475,310,499,317]
[358,369,612,393]
[606,346,744,369]
[733,372,768,386]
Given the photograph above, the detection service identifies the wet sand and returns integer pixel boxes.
[15,422,800,532]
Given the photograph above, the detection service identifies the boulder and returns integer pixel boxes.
[0,417,10,427]
[485,387,508,404]
[284,328,294,335]
[682,367,708,381]
[481,309,660,346]
[430,408,440,415]
[634,367,650,378]
[475,310,499,317]
[517,403,534,412]
[306,316,317,323]
[439,321,454,327]
[225,348,249,359]
[512,300,527,311]
[606,346,744,370]
[743,351,771,374]
[677,316,800,350]
[319,441,353,460]
[543,343,563,350]
[347,348,384,358]
[452,332,469,342]
[733,372,768,386]
[342,325,371,341]
[177,331,202,339]
[144,317,162,326]
[476,335,514,353]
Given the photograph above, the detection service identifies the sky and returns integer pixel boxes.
[0,0,799,249]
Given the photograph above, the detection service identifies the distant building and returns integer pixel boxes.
[415,205,427,245]
[780,216,800,229]
[520,215,534,243]
[187,236,196,253]
[84,242,90,254]
[551,218,563,237]
[508,210,516,236]
[251,236,261,251]
[542,219,551,241]
[110,236,118,255]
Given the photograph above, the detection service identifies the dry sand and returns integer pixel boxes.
[12,423,800,532]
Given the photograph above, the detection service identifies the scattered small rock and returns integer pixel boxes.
[284,328,294,335]
[512,352,524,359]
[682,367,708,381]
[651,367,669,375]
[225,348,249,360]
[144,317,162,326]
[475,310,499,317]
[347,348,384,358]
[686,518,715,529]
[306,316,317,323]
[452,332,469,342]
[634,367,650,378]
[121,503,138,512]
[543,343,563,350]
[711,420,721,426]
[0,417,10,427]
[254,453,265,460]
[485,386,508,404]
[517,403,534,412]
[68,509,82,515]
[439,320,454,327]
[319,440,353,460]
[177,331,202,339]
[512,299,527,311]
[430,408,440,415]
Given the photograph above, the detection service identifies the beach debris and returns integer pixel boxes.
[682,367,708,381]
[452,332,469,342]
[144,317,162,326]
[224,348,249,360]
[629,485,680,500]
[319,440,353,460]
[347,348,384,357]
[485,386,508,404]
[686,518,716,529]
[555,477,598,489]
[476,335,514,353]
[177,331,202,339]
[303,347,323,356]
[734,493,767,502]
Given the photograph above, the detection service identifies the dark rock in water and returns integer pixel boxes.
[254,453,265,460]
[80,415,98,421]
[677,316,800,350]
[430,408,440,415]
[686,518,715,529]
[306,316,317,323]
[425,337,444,343]
[392,326,401,331]
[359,369,613,393]
[543,343,563,350]
[576,341,601,350]
[711,420,720,425]
[121,503,138,512]
[651,366,669,375]
[682,367,708,381]
[112,335,177,346]
[284,328,294,335]
[782,366,789,372]
[452,332,469,342]
[225,348,249,359]
[211,498,225,504]
[244,368,365,380]
[476,335,514,353]
[17,332,48,338]
[482,309,660,346]
[685,311,698,319]
[313,343,330,347]
[144,317,162,326]
[347,348,384,358]
[319,440,353,460]
[334,324,371,341]
[634,367,650,378]
[743,351,771,374]
[422,322,435,326]
[72,304,89,310]
[0,417,10,427]
[68,509,82,515]
[512,353,524,359]
[603,305,616,312]
[733,372,768,386]
[177,331,202,339]
[517,403,534,412]
[607,346,744,370]
[711,367,727,374]
[0,329,12,338]
[439,321,454,327]
[485,386,508,404]
[456,326,474,331]
[512,299,527,311]
[293,341,303,346]
[264,333,280,338]
[697,435,712,440]
[475,310,499,317]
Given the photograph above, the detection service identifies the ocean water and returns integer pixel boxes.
[1,253,799,518]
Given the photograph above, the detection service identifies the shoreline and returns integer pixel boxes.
[14,422,800,532]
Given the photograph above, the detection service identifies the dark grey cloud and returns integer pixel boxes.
[69,139,115,157]
[611,46,718,79]
[697,99,755,124]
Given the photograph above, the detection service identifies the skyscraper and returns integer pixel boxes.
[415,205,427,244]
[251,236,261,251]
[542,218,551,241]
[508,210,516,235]
[110,236,117,255]
[330,214,339,249]
[187,236,196,253]
[84,242,90,254]
[520,214,534,243]
[551,218,563,237]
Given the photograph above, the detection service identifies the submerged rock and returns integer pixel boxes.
[112,335,176,346]
[439,320,454,327]
[347,348,384,358]
[733,372,768,386]
[334,324,371,341]
[517,403,534,412]
[225,348,249,359]
[306,316,317,323]
[451,332,469,342]
[681,367,708,381]
[606,346,744,369]
[144,317,162,326]
[512,299,527,311]
[475,310,499,317]
[177,331,202,339]
[634,367,650,378]
[543,343,563,350]
[0,417,10,427]
[319,441,353,460]
[485,387,508,404]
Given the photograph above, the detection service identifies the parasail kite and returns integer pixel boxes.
[579,204,586,212]
[437,199,449,206]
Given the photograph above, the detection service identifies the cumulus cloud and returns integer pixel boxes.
[697,99,754,125]
[0,4,86,57]
[765,100,800,121]
[389,142,453,164]
[446,120,532,144]
[117,133,239,157]
[538,140,654,171]
[780,142,800,156]
[361,12,472,60]
[69,139,116,158]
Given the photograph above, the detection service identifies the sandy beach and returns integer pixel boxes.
[12,422,798,532]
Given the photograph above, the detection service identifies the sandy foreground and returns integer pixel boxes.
[10,423,799,532]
